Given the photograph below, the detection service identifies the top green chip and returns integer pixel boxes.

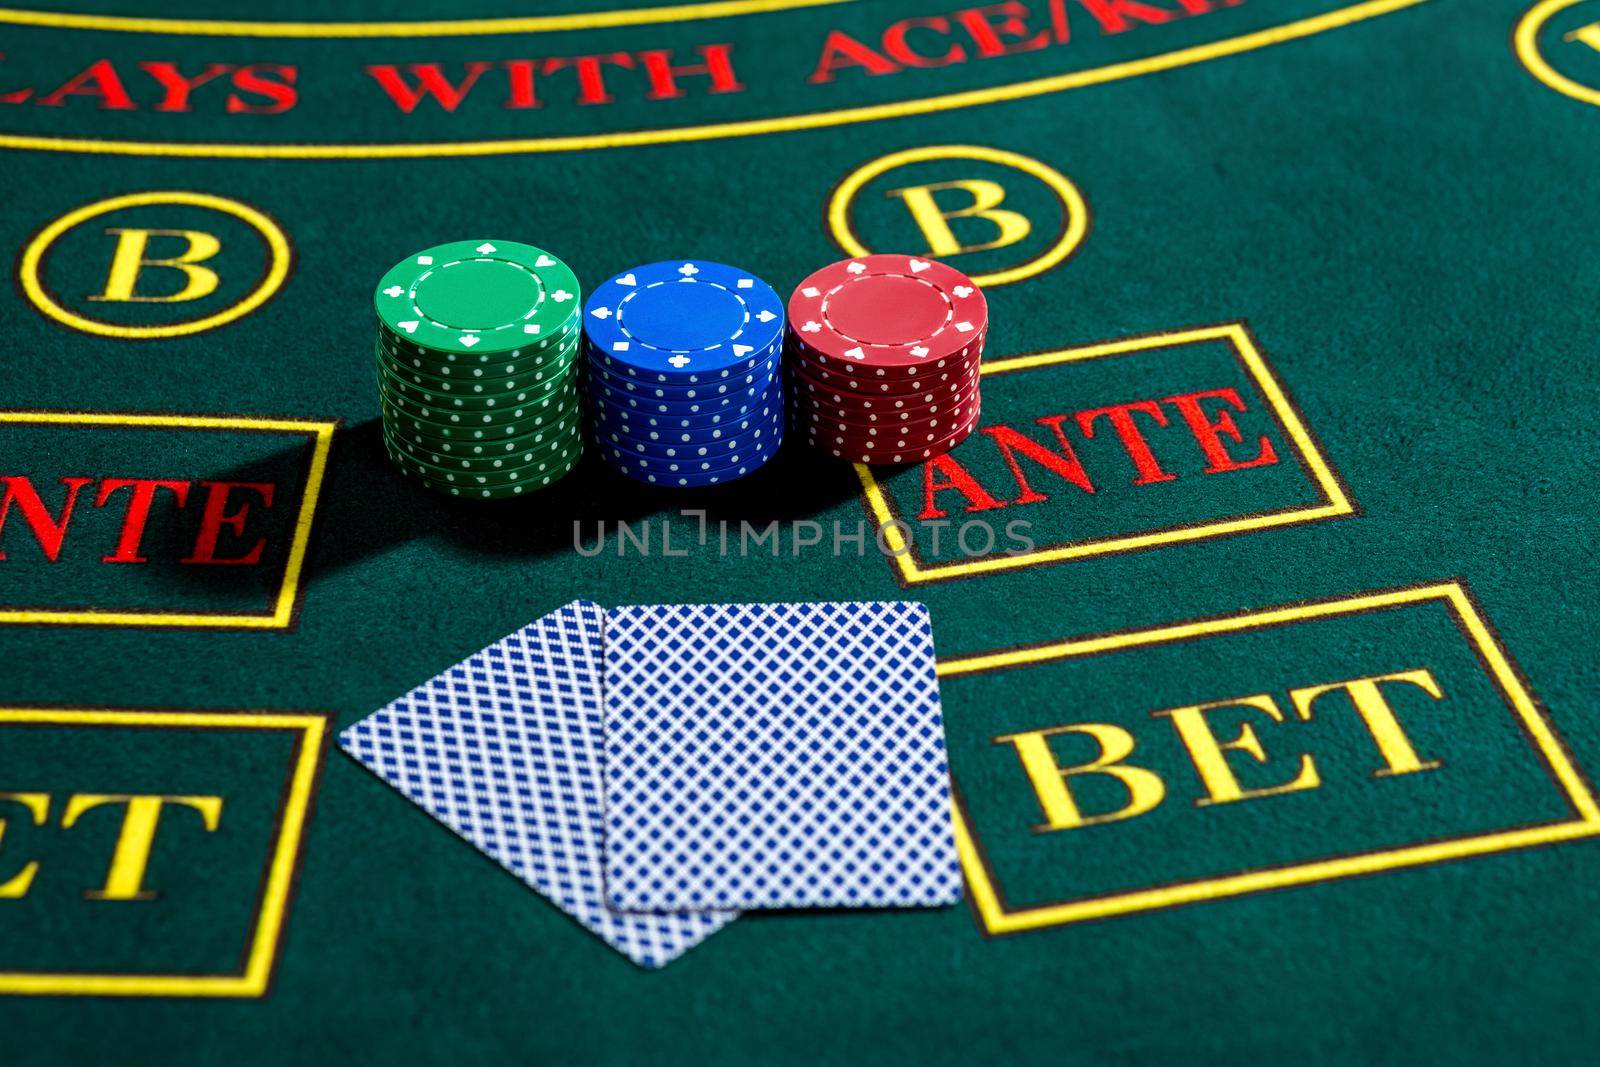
[374,240,581,356]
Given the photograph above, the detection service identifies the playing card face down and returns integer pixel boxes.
[602,600,963,911]
[340,599,737,969]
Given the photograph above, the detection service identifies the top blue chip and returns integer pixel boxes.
[583,261,784,381]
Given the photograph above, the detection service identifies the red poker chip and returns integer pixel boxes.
[786,341,983,396]
[786,346,979,396]
[788,366,978,407]
[787,363,978,415]
[908,420,979,464]
[791,387,976,433]
[787,337,979,380]
[785,327,986,383]
[798,389,977,434]
[787,254,988,369]
[791,393,974,429]
[800,424,955,454]
[790,391,973,430]
[789,379,978,429]
[805,398,983,464]
[789,391,975,427]
[791,402,976,443]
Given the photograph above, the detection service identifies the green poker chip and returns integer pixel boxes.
[385,427,578,474]
[385,425,579,475]
[371,239,589,495]
[385,433,582,489]
[404,459,579,498]
[377,314,579,367]
[377,317,579,375]
[384,401,581,447]
[379,398,580,450]
[374,342,576,391]
[378,388,578,439]
[374,240,580,357]
[388,411,581,458]
[379,340,578,395]
[375,353,576,412]
[378,345,577,393]
[376,373,578,428]
[394,446,580,498]
[379,396,578,442]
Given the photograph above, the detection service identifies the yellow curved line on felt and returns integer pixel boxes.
[17,190,292,339]
[0,0,1430,159]
[1514,0,1600,107]
[0,0,852,38]
[827,145,1090,288]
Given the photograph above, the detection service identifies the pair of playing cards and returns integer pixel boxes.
[339,599,962,968]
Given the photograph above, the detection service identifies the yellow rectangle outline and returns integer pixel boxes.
[0,706,328,996]
[938,581,1600,935]
[856,323,1355,584]
[0,411,337,628]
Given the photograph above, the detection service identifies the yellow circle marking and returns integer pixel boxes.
[828,145,1089,288]
[19,191,291,340]
[0,0,1429,160]
[1515,0,1600,107]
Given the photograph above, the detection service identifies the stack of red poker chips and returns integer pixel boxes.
[784,254,987,464]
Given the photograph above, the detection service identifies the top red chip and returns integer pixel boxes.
[787,255,987,369]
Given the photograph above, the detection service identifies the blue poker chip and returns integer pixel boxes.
[593,410,782,474]
[593,394,783,448]
[591,395,781,452]
[587,373,765,417]
[601,406,774,441]
[582,261,785,382]
[599,430,783,487]
[592,401,782,461]
[584,344,779,400]
[599,409,775,441]
[584,370,776,410]
[584,332,782,389]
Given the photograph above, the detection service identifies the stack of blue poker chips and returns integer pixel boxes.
[581,260,786,487]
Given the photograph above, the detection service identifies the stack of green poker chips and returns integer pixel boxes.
[372,240,584,499]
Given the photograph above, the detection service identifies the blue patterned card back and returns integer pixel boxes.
[603,600,962,911]
[340,599,736,968]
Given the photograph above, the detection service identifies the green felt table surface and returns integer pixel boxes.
[3,0,1600,1061]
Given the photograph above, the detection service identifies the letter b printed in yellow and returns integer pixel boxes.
[91,228,222,303]
[888,180,1032,257]
[996,723,1166,832]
